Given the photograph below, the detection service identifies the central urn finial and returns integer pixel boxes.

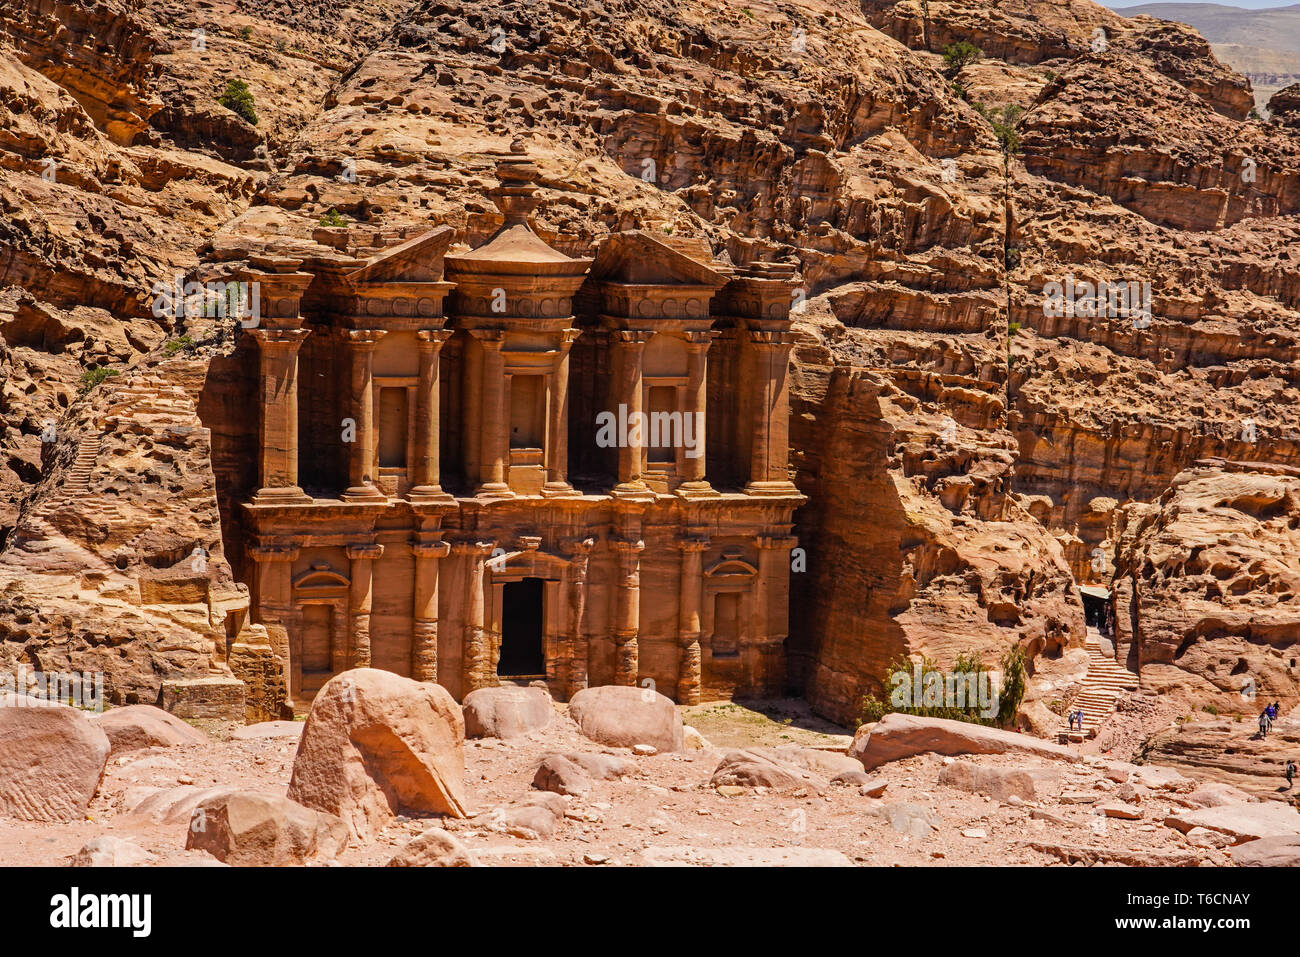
[490,146,541,226]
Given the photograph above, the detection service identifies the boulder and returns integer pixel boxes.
[1098,801,1143,820]
[503,803,558,840]
[850,713,1079,771]
[1130,765,1194,792]
[709,748,826,793]
[0,694,110,822]
[387,827,477,867]
[1230,834,1300,866]
[938,762,1063,802]
[1164,802,1300,844]
[186,791,349,865]
[287,669,468,840]
[533,755,592,797]
[93,705,208,754]
[463,686,551,740]
[126,785,239,825]
[567,686,684,752]
[770,745,861,778]
[72,837,154,867]
[871,801,942,838]
[683,726,711,750]
[1185,783,1255,808]
[561,752,634,780]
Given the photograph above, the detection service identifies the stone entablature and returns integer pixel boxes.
[228,145,806,714]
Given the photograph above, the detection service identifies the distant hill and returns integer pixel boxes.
[1115,3,1300,111]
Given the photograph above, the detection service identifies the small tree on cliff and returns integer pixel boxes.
[218,79,258,126]
[942,41,982,76]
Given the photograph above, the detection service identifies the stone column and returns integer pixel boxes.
[458,540,496,692]
[564,538,594,698]
[680,331,711,490]
[613,330,652,493]
[543,329,579,495]
[612,538,644,686]
[410,330,452,500]
[676,538,707,704]
[250,329,310,504]
[248,543,299,691]
[473,331,511,497]
[343,329,386,501]
[346,543,383,668]
[411,539,450,681]
[744,330,799,494]
[750,534,796,696]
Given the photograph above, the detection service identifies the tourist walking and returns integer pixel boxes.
[1286,760,1296,789]
[1260,710,1271,737]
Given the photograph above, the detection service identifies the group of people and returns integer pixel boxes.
[1258,701,1282,737]
[1067,708,1086,732]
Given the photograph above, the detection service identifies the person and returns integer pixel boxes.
[1287,760,1296,789]
[1260,710,1271,737]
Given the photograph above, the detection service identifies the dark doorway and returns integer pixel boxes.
[499,578,545,677]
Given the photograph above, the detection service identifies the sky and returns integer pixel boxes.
[1105,1,1300,8]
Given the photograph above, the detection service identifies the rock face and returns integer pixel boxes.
[0,695,110,821]
[3,0,1300,733]
[1113,466,1300,713]
[463,686,552,740]
[287,670,469,839]
[1164,802,1300,844]
[93,704,209,754]
[850,713,1081,770]
[185,790,349,865]
[1230,834,1300,866]
[567,686,684,753]
[710,748,828,793]
[937,761,1064,801]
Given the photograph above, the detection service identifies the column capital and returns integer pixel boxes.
[450,539,496,557]
[745,329,799,347]
[676,537,710,553]
[613,329,655,345]
[343,328,386,348]
[468,328,506,346]
[411,540,451,560]
[757,534,800,550]
[416,329,453,349]
[611,538,645,555]
[345,543,385,561]
[683,330,713,349]
[249,328,310,351]
[249,543,300,562]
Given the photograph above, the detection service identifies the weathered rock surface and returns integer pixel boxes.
[93,704,208,754]
[0,695,110,821]
[287,669,469,840]
[937,761,1063,801]
[72,836,154,867]
[186,790,349,865]
[850,713,1081,770]
[532,754,593,797]
[1230,834,1300,866]
[463,686,552,740]
[567,686,684,753]
[709,748,828,793]
[1164,801,1300,843]
[387,827,477,867]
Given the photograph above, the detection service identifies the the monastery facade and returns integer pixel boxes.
[231,150,804,713]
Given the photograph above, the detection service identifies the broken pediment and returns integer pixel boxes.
[590,231,730,289]
[346,226,454,284]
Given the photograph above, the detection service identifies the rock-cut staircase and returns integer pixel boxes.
[1058,630,1139,742]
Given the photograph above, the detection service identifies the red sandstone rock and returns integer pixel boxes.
[287,669,469,840]
[387,827,477,867]
[186,790,349,866]
[0,694,109,822]
[92,704,209,754]
[937,761,1064,801]
[850,713,1082,770]
[567,686,685,753]
[463,686,552,740]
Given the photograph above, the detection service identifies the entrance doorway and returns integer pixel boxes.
[499,577,545,677]
[300,604,334,697]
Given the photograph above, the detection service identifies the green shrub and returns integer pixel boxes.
[218,79,258,126]
[942,41,982,74]
[163,334,195,357]
[79,367,120,391]
[319,209,347,227]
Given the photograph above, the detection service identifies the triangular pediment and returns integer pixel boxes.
[590,231,729,288]
[346,226,454,284]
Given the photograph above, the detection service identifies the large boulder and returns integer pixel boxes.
[533,755,593,797]
[937,762,1064,801]
[567,686,684,752]
[93,705,209,754]
[463,686,552,739]
[1231,835,1300,866]
[850,713,1080,771]
[0,694,110,822]
[387,827,477,867]
[1164,802,1300,844]
[186,791,349,865]
[710,748,827,793]
[287,669,469,840]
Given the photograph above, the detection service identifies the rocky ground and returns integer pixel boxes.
[4,688,1298,868]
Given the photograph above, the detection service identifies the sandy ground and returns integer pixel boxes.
[0,697,1248,867]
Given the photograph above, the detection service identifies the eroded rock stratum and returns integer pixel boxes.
[3,0,1300,736]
